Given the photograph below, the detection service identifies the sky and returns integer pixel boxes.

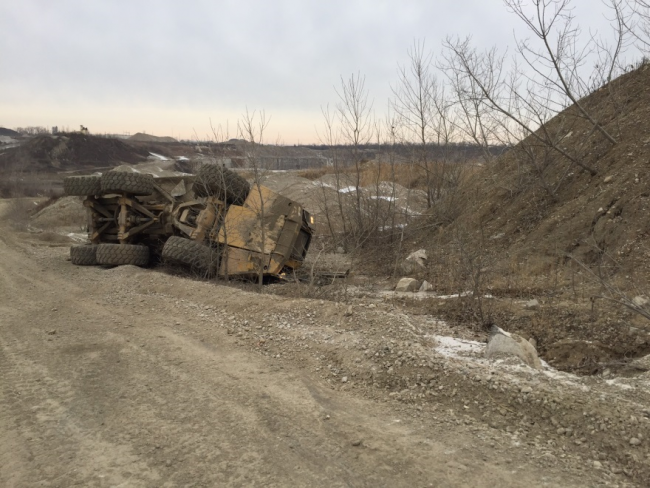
[0,0,629,144]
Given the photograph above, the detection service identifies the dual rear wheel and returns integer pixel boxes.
[65,170,221,271]
[66,171,155,268]
[70,243,149,267]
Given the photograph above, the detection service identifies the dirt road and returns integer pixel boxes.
[0,200,645,487]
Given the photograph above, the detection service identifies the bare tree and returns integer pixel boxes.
[443,34,599,178]
[392,40,438,207]
[316,104,347,241]
[624,0,650,52]
[237,108,270,291]
[505,0,620,144]
[336,72,375,237]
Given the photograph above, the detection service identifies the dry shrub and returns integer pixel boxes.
[297,159,481,194]
[3,198,36,230]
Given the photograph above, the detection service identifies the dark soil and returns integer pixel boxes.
[0,133,149,172]
[0,127,20,136]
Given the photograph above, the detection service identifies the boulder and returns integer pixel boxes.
[524,299,540,310]
[419,280,433,292]
[405,249,428,268]
[395,278,421,292]
[486,326,542,369]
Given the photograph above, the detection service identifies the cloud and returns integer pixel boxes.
[0,0,627,142]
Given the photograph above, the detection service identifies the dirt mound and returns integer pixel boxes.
[0,133,149,172]
[0,127,19,136]
[259,172,429,236]
[30,196,87,232]
[129,132,177,143]
[426,65,650,282]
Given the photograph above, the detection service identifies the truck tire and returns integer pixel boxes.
[96,243,149,266]
[100,171,154,196]
[63,176,101,196]
[193,164,249,204]
[70,245,98,265]
[162,236,216,274]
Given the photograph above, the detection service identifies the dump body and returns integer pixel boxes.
[216,185,312,276]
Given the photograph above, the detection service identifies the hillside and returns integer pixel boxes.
[0,127,19,136]
[428,64,650,284]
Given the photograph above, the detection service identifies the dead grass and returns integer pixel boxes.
[296,159,482,193]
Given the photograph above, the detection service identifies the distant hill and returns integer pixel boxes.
[0,133,149,171]
[0,127,19,136]
[129,133,177,143]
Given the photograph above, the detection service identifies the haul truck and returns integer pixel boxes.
[63,165,313,278]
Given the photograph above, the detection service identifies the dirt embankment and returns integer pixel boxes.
[425,65,650,281]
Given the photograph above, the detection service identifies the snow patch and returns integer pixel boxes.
[149,152,169,161]
[312,181,336,190]
[433,336,484,358]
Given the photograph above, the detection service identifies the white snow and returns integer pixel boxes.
[149,152,169,161]
[433,335,484,358]
[605,379,635,390]
[312,181,336,190]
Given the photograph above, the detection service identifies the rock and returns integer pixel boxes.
[341,376,348,383]
[520,386,533,394]
[528,337,537,349]
[632,296,649,308]
[419,280,433,292]
[405,249,428,267]
[603,175,613,183]
[524,299,540,310]
[395,278,420,292]
[344,305,353,317]
[629,437,641,446]
[351,440,362,447]
[486,326,542,369]
[336,246,345,254]
[593,460,603,469]
[400,249,428,275]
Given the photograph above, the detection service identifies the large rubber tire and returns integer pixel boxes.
[70,245,98,265]
[193,164,249,204]
[63,176,101,196]
[162,236,217,274]
[100,171,154,196]
[96,243,149,266]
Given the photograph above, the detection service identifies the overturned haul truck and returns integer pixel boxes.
[63,165,314,278]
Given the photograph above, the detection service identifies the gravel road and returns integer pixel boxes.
[0,200,646,487]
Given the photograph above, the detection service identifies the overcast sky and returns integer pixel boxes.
[0,0,627,144]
